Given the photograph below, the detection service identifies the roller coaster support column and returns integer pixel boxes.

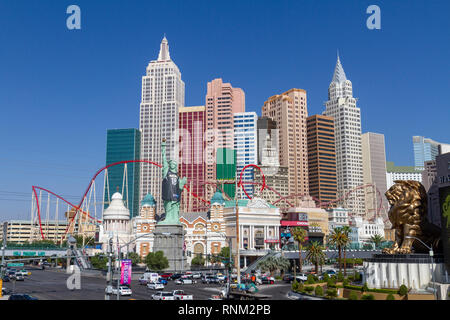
[235,179,241,285]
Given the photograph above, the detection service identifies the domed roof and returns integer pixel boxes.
[211,190,225,204]
[103,192,130,220]
[141,193,156,207]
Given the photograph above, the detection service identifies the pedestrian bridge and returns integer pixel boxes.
[2,247,68,258]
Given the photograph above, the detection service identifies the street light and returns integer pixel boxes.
[405,236,437,300]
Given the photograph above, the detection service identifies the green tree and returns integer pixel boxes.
[258,256,288,277]
[191,254,205,266]
[361,282,369,293]
[326,288,337,299]
[329,228,347,274]
[340,226,351,276]
[305,241,326,274]
[398,284,408,296]
[370,234,384,249]
[90,253,109,270]
[127,252,141,266]
[292,227,308,274]
[144,251,169,272]
[386,293,395,300]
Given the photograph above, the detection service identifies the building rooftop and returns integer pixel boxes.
[386,161,422,173]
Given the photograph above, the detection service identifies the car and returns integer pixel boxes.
[173,290,193,300]
[283,274,294,283]
[106,286,132,296]
[260,276,275,284]
[152,291,175,300]
[2,287,11,295]
[147,281,164,290]
[216,273,227,282]
[8,271,17,280]
[170,273,183,281]
[15,274,25,281]
[17,270,28,277]
[158,277,168,285]
[295,273,308,282]
[138,277,149,285]
[175,276,196,285]
[8,294,38,300]
[2,275,10,282]
[159,273,173,280]
[191,272,202,279]
[202,276,219,284]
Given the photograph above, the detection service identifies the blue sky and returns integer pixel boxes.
[0,0,449,220]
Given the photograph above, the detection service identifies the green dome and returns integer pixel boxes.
[211,190,225,204]
[141,193,156,207]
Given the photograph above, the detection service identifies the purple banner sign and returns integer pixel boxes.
[120,259,132,285]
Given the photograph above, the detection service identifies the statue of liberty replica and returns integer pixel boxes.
[158,138,187,225]
[153,139,187,272]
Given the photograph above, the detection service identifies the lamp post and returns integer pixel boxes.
[405,236,437,300]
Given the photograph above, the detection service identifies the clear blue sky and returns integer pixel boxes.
[0,0,449,220]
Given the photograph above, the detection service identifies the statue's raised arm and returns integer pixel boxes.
[161,138,169,178]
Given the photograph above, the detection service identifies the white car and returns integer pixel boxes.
[147,281,164,290]
[107,286,132,296]
[175,276,196,285]
[191,273,202,279]
[152,291,175,300]
[173,290,193,300]
[295,273,308,282]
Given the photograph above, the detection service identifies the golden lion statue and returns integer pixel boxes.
[383,180,441,254]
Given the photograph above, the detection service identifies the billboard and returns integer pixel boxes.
[120,259,132,285]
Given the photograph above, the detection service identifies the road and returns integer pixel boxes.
[2,267,292,300]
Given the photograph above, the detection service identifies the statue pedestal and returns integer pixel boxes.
[363,253,445,291]
[153,224,186,273]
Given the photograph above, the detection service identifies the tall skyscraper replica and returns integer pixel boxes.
[179,106,206,212]
[306,115,337,206]
[361,132,388,218]
[234,112,258,197]
[413,136,450,170]
[262,89,309,206]
[323,55,365,215]
[139,37,185,214]
[104,129,141,218]
[205,78,245,199]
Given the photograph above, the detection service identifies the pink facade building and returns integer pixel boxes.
[205,78,245,198]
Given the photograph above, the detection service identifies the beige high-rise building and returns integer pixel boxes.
[262,88,309,206]
[205,78,245,199]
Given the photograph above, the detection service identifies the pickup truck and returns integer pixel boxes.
[172,290,193,300]
[152,291,175,300]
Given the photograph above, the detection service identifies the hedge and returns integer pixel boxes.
[348,291,358,300]
[386,294,395,300]
[315,285,323,296]
[343,284,398,294]
[304,286,315,293]
[361,294,375,300]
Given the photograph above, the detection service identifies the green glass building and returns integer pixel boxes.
[104,129,141,218]
[216,148,236,199]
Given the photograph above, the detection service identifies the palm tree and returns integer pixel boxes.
[275,256,291,278]
[370,234,384,249]
[340,226,351,276]
[329,228,346,274]
[306,241,326,274]
[257,256,278,276]
[292,227,308,274]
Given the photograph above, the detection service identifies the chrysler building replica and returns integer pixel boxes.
[323,55,365,215]
[139,36,185,215]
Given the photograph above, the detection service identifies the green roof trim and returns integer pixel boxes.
[223,199,277,209]
[386,161,422,173]
[141,193,156,206]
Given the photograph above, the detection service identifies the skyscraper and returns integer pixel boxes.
[413,136,450,170]
[323,55,365,215]
[179,106,206,212]
[205,78,245,199]
[306,115,337,206]
[262,89,309,206]
[104,129,141,218]
[361,132,388,218]
[234,112,258,198]
[139,37,185,214]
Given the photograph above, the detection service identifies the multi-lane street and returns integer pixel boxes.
[1,267,292,300]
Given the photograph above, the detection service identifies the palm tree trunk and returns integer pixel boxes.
[343,246,347,276]
[298,243,303,274]
[338,245,342,274]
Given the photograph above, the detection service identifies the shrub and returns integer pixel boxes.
[348,291,358,300]
[398,285,408,296]
[386,294,395,300]
[315,285,323,296]
[327,278,336,288]
[275,276,282,281]
[354,271,361,281]
[337,272,344,282]
[343,278,349,286]
[361,282,369,293]
[326,288,338,299]
[361,294,375,300]
[306,274,316,284]
[292,280,299,291]
[305,286,315,293]
[322,273,329,282]
[298,282,305,293]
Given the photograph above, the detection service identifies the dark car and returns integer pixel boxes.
[283,274,294,283]
[260,276,275,284]
[2,275,10,282]
[158,277,168,285]
[2,288,12,295]
[170,273,183,281]
[8,294,38,300]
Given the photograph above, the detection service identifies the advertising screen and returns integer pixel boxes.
[120,259,132,285]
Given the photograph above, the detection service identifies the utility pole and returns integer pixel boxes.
[105,237,113,300]
[227,236,233,300]
[116,234,120,300]
[1,222,7,278]
[235,180,241,285]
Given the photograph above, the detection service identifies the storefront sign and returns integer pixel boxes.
[280,220,308,227]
